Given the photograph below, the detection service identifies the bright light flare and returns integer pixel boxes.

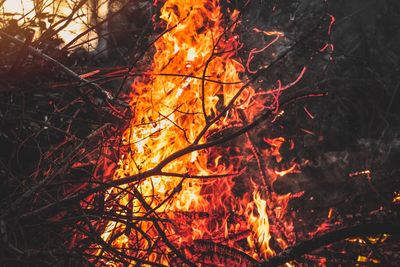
[1,0,106,50]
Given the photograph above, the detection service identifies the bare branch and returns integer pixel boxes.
[0,30,129,109]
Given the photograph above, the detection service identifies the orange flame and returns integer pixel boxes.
[94,0,296,265]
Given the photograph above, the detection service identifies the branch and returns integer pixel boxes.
[192,19,324,146]
[16,90,325,221]
[59,0,133,53]
[0,30,129,109]
[256,222,400,267]
[11,19,327,221]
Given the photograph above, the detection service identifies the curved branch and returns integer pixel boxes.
[256,222,400,267]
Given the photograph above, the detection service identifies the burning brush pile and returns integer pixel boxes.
[1,0,400,266]
[90,0,299,264]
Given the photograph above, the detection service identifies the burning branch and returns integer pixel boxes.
[257,222,400,267]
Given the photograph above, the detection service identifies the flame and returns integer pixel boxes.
[357,256,380,264]
[85,0,296,265]
[393,192,400,204]
[347,234,389,245]
[246,191,274,258]
[275,163,300,177]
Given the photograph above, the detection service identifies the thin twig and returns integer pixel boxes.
[0,30,129,109]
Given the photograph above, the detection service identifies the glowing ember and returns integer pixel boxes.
[393,192,400,204]
[348,170,371,178]
[348,234,389,245]
[357,255,380,264]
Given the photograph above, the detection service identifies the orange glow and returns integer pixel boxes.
[349,170,371,178]
[83,0,297,265]
[264,137,286,163]
[275,163,300,177]
[246,191,274,258]
[357,255,380,264]
[327,208,333,219]
[393,192,400,204]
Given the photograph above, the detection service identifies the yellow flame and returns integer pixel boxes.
[95,0,280,264]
